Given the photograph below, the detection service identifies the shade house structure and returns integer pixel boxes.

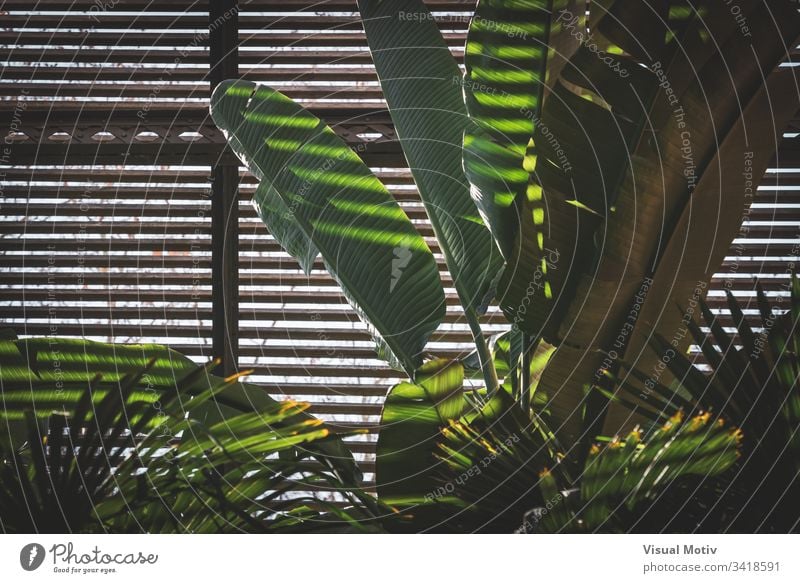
[1,0,800,534]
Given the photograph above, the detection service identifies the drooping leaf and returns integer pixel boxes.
[462,0,579,258]
[460,0,584,340]
[415,358,467,421]
[251,180,318,274]
[211,80,445,373]
[609,280,800,531]
[0,364,384,533]
[462,329,555,404]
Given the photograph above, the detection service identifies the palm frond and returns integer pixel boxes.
[608,276,800,531]
[0,340,387,533]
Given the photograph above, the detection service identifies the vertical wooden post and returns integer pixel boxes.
[209,0,239,376]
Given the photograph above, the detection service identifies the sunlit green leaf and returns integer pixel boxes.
[358,0,503,313]
[211,80,445,373]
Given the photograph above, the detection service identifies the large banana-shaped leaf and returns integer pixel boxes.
[462,0,581,261]
[357,0,503,313]
[617,64,800,422]
[459,0,587,416]
[0,336,361,484]
[460,0,583,338]
[520,0,800,450]
[599,0,800,434]
[210,80,445,373]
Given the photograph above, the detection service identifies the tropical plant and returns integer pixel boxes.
[0,335,384,533]
[211,0,800,437]
[410,278,800,533]
[373,374,741,533]
[208,0,799,529]
[606,277,800,532]
[472,0,800,454]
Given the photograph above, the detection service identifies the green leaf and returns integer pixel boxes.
[251,181,318,274]
[462,0,555,259]
[462,0,585,351]
[602,1,800,434]
[415,358,466,421]
[0,337,362,485]
[211,80,445,373]
[608,282,800,531]
[462,131,529,260]
[528,0,800,450]
[463,329,518,380]
[461,0,586,350]
[375,360,467,505]
[0,365,385,533]
[578,411,741,531]
[358,0,503,313]
[433,386,569,532]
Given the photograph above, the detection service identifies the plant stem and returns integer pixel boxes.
[521,333,533,413]
[465,306,499,397]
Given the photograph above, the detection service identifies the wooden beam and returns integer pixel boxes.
[209,0,240,376]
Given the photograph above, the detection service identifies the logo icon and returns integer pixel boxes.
[390,244,412,292]
[20,543,46,571]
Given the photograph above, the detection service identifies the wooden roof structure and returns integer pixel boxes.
[1,0,799,484]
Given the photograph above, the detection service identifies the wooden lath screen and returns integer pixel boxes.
[1,0,799,486]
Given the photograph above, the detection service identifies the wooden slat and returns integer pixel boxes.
[1,0,799,492]
[0,0,470,7]
[0,142,400,165]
